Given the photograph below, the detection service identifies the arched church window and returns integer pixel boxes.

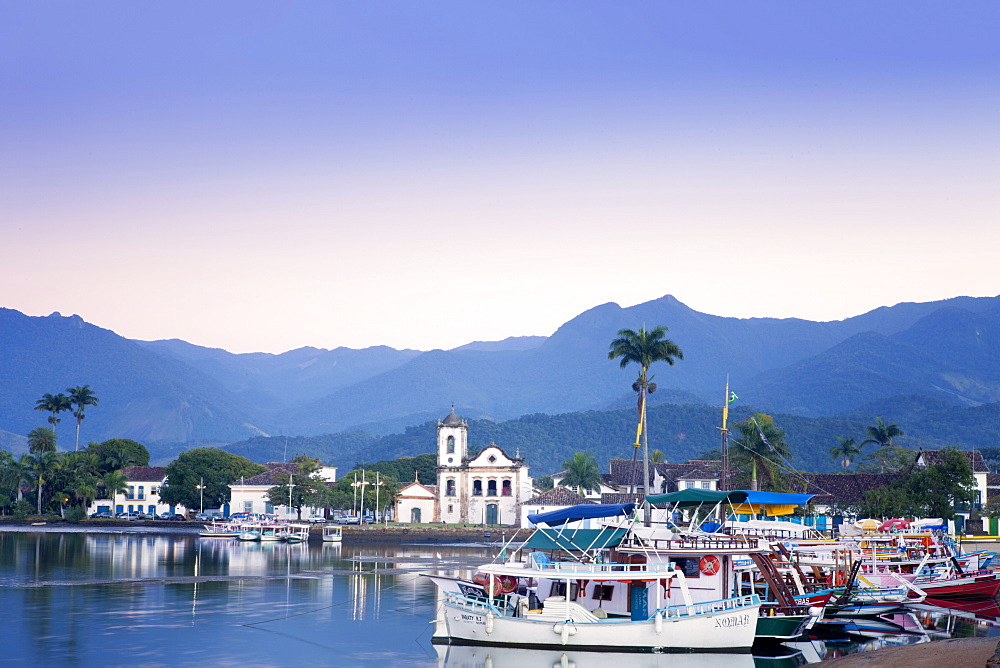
[487,480,497,496]
[502,480,512,497]
[446,479,456,496]
[447,436,455,454]
[472,480,483,496]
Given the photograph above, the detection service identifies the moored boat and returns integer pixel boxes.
[429,503,763,652]
[321,525,343,543]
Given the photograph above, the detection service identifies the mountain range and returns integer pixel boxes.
[1,294,998,467]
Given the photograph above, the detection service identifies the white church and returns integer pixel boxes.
[395,408,534,525]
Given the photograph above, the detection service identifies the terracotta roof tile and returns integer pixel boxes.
[917,449,989,473]
[121,466,167,482]
[525,487,591,506]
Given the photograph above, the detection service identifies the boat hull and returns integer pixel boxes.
[433,599,759,652]
[915,574,1000,600]
[754,614,811,641]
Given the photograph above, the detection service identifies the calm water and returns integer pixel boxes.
[1,527,997,667]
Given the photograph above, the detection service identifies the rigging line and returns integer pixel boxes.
[730,439,838,498]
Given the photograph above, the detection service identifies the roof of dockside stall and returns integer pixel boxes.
[645,489,815,507]
[526,502,636,527]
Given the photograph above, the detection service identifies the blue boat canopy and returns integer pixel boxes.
[740,491,815,506]
[527,503,636,527]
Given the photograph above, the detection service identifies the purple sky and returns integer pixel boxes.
[2,2,998,353]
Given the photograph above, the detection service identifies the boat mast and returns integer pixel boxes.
[718,379,730,492]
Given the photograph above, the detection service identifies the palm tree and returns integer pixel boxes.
[7,454,36,501]
[608,326,683,496]
[67,385,99,452]
[650,449,666,464]
[731,414,791,491]
[101,470,129,509]
[34,393,72,435]
[860,417,905,473]
[830,437,861,472]
[27,426,58,455]
[860,417,904,449]
[0,454,35,506]
[560,453,603,495]
[32,451,61,514]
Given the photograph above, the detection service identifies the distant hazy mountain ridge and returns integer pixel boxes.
[1,295,998,463]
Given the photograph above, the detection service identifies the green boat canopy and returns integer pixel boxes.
[645,489,732,507]
[523,526,630,552]
[645,489,815,509]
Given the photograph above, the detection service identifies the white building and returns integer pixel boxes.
[436,409,533,525]
[395,478,437,524]
[89,466,185,516]
[229,462,337,520]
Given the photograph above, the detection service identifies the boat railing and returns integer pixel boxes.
[621,534,760,552]
[656,594,760,620]
[533,560,676,575]
[442,591,505,616]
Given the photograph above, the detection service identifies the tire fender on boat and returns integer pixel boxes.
[655,610,663,635]
[486,611,494,635]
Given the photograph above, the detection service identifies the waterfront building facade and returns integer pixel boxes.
[436,409,533,525]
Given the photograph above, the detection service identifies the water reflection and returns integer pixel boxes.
[434,644,759,668]
[1,530,997,666]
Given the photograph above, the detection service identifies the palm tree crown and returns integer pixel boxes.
[860,417,904,448]
[34,393,72,433]
[607,327,684,388]
[67,385,99,452]
[830,436,861,472]
[27,427,58,455]
[560,452,603,494]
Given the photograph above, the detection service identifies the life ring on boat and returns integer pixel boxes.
[921,535,932,548]
[501,577,516,594]
[472,573,505,596]
[699,555,721,577]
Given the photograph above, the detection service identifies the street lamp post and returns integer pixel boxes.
[197,477,204,513]
[359,470,371,525]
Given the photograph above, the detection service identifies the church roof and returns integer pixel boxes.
[442,409,464,426]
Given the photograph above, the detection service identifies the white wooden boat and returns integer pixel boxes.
[321,525,343,543]
[237,526,261,541]
[198,522,241,538]
[429,503,761,652]
[280,524,310,543]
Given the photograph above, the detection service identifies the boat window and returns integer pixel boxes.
[549,581,580,600]
[670,558,701,578]
[591,584,615,601]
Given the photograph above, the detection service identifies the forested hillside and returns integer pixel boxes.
[220,398,1000,476]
